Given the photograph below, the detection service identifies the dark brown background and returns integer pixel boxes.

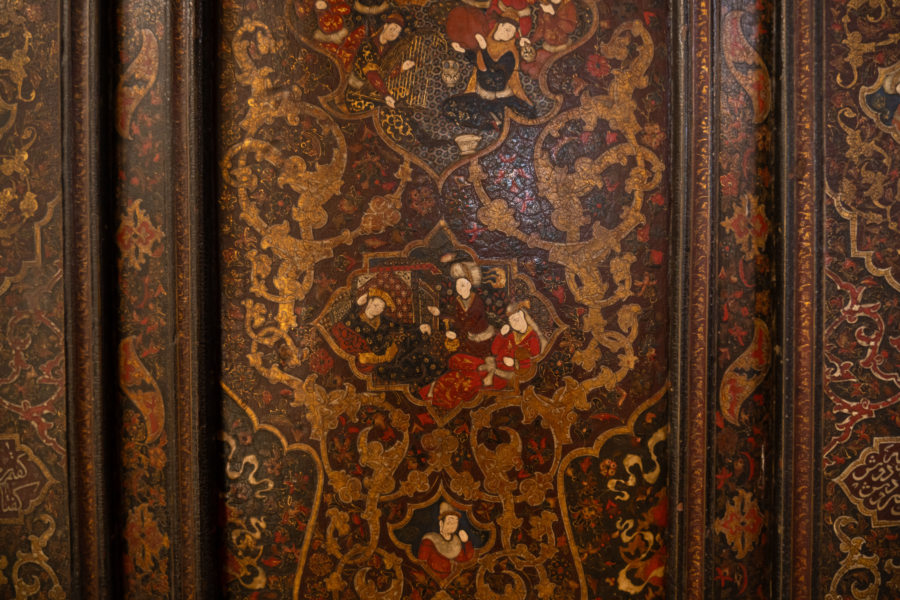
[0,0,896,598]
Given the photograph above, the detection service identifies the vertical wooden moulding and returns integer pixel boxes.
[711,1,777,596]
[776,0,820,598]
[63,0,114,596]
[677,0,715,597]
[666,0,690,595]
[170,0,218,596]
[793,0,820,599]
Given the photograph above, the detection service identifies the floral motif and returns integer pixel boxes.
[123,503,170,574]
[116,198,165,271]
[359,194,401,234]
[721,193,770,261]
[714,489,764,559]
[585,54,611,79]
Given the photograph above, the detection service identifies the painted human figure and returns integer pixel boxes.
[442,17,536,130]
[480,301,544,389]
[487,0,536,38]
[314,0,351,44]
[331,288,403,372]
[312,0,367,70]
[377,316,445,387]
[332,287,440,383]
[426,262,495,357]
[865,71,900,134]
[420,300,544,409]
[417,503,475,579]
[347,13,416,111]
[520,0,577,79]
[445,4,491,53]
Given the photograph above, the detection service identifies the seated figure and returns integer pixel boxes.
[420,300,544,409]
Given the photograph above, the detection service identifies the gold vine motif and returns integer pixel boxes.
[0,514,64,600]
[824,5,900,596]
[0,12,49,298]
[471,19,661,387]
[825,516,881,600]
[222,12,664,599]
[828,0,900,292]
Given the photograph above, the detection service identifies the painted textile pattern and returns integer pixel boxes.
[824,0,900,597]
[0,1,69,597]
[218,0,670,598]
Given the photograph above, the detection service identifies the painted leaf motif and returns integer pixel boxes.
[719,318,771,426]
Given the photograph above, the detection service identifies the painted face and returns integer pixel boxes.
[365,297,386,318]
[508,310,527,333]
[382,23,402,42]
[440,515,459,538]
[493,22,517,42]
[455,277,472,299]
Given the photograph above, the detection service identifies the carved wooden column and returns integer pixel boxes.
[109,0,216,597]
[676,0,777,597]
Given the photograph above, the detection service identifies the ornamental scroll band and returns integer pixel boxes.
[222,4,665,597]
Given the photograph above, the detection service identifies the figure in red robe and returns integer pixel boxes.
[420,300,544,410]
[312,0,366,70]
[417,503,475,579]
[426,262,495,357]
[480,301,543,388]
[520,0,577,79]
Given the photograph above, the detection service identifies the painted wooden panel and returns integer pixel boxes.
[215,1,671,597]
[0,1,71,596]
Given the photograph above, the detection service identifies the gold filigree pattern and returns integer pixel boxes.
[825,516,881,600]
[2,514,64,600]
[822,1,900,595]
[219,3,668,597]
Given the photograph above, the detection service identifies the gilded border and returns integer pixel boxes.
[684,1,713,597]
[788,0,818,597]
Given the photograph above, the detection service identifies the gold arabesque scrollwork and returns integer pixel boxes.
[222,11,666,599]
